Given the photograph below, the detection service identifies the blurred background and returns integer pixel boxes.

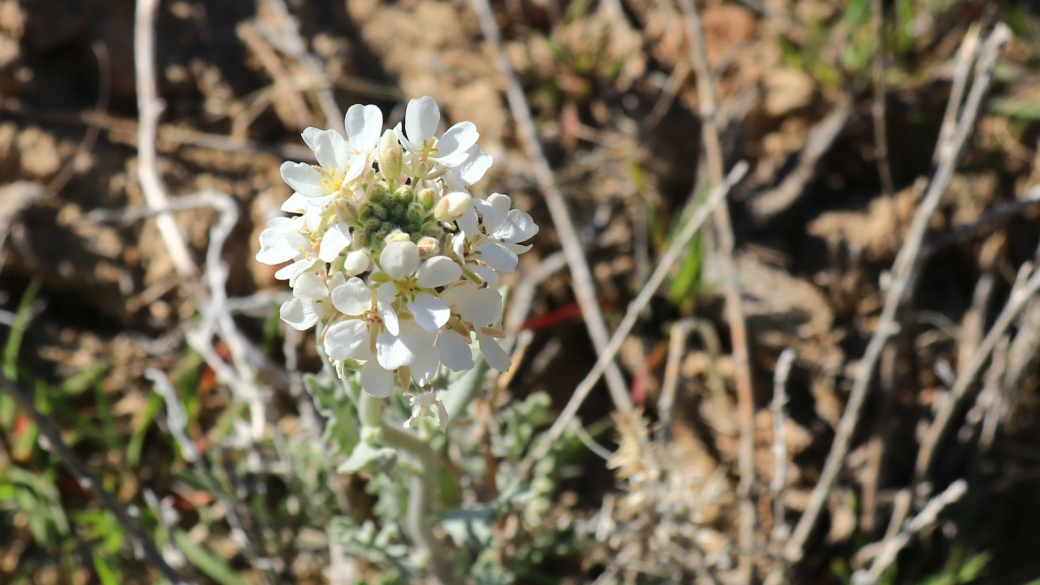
[1,0,1040,583]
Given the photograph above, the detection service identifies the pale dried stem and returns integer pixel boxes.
[470,0,634,416]
[933,24,982,165]
[678,0,756,580]
[750,97,852,222]
[783,23,1011,563]
[915,259,1040,482]
[253,0,344,134]
[770,349,796,542]
[853,480,968,585]
[871,0,894,200]
[657,318,697,442]
[135,0,199,283]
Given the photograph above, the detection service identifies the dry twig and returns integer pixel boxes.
[853,480,968,585]
[915,258,1040,482]
[750,97,853,222]
[678,0,757,579]
[783,23,1011,563]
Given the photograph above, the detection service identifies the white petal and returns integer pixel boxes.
[302,127,348,172]
[415,257,462,288]
[476,241,519,274]
[360,360,394,398]
[379,241,420,280]
[398,320,438,353]
[410,348,439,387]
[377,284,400,335]
[469,262,500,285]
[292,272,327,302]
[433,122,479,165]
[345,104,383,152]
[450,145,492,187]
[490,209,539,243]
[409,293,450,332]
[459,287,503,327]
[279,298,317,330]
[405,96,439,145]
[256,233,297,265]
[456,206,479,240]
[475,193,511,232]
[376,331,415,370]
[280,161,325,198]
[324,320,367,360]
[437,330,474,372]
[319,223,352,262]
[345,152,370,182]
[274,262,297,281]
[280,192,312,214]
[332,277,373,315]
[479,335,511,372]
[328,271,347,291]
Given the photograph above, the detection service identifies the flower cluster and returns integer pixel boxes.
[258,96,537,403]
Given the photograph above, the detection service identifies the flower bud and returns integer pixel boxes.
[378,129,403,184]
[343,250,371,275]
[335,198,358,226]
[384,229,410,245]
[417,236,440,258]
[417,188,435,211]
[434,191,472,222]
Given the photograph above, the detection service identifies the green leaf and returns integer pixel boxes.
[338,442,396,474]
[173,530,249,585]
[92,552,119,585]
[304,374,360,456]
[3,278,40,380]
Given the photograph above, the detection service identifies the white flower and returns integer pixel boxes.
[396,96,480,173]
[280,271,344,331]
[454,193,538,281]
[256,215,321,283]
[319,223,352,263]
[279,127,354,205]
[403,389,449,431]
[440,283,511,372]
[344,104,383,181]
[376,241,460,334]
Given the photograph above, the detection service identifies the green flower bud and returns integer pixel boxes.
[417,188,435,211]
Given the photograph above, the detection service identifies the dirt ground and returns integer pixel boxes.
[2,0,1040,583]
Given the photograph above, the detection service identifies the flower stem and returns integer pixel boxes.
[357,391,455,583]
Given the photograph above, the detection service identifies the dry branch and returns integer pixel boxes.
[678,0,757,579]
[783,22,1011,563]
